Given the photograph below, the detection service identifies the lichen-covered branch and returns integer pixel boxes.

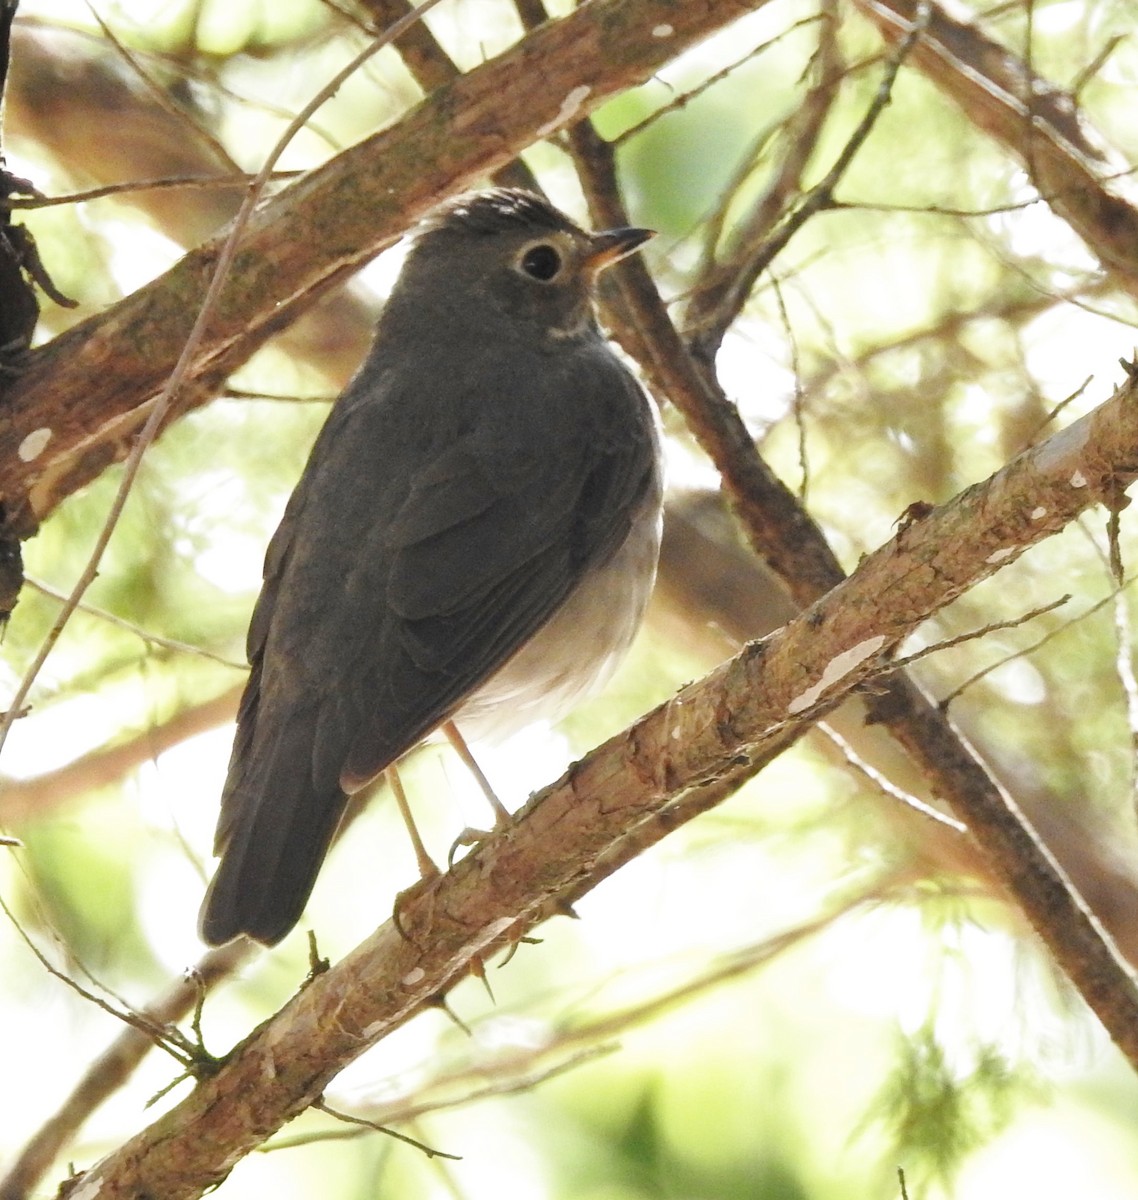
[64,362,1138,1199]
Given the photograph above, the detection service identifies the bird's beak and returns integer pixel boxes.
[584,226,655,273]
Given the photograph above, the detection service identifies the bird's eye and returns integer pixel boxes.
[520,244,563,281]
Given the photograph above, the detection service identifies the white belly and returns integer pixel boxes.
[453,480,663,743]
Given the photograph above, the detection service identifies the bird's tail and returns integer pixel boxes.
[198,768,348,948]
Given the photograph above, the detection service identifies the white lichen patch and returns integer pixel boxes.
[787,636,886,715]
[1030,506,1047,520]
[1070,469,1088,487]
[536,85,591,138]
[652,23,675,37]
[1032,418,1090,472]
[986,546,1019,564]
[17,427,52,462]
[401,966,426,987]
[65,1174,103,1200]
[482,917,515,941]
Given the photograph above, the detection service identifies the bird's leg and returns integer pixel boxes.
[442,719,511,828]
[390,763,442,944]
[387,763,439,880]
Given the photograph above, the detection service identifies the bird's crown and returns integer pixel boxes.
[419,188,580,240]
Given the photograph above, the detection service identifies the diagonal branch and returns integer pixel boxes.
[683,0,845,360]
[0,685,240,822]
[63,360,1138,1199]
[0,0,772,536]
[854,0,1138,297]
[562,92,1138,1104]
[358,0,541,193]
[0,940,252,1200]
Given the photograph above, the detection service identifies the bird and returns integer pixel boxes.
[199,188,663,947]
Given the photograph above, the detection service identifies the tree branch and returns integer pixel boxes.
[0,941,252,1200]
[0,0,771,536]
[566,92,1138,1063]
[854,0,1138,297]
[0,685,240,822]
[63,360,1138,1199]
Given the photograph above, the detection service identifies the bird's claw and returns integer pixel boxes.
[446,825,495,867]
[392,868,441,943]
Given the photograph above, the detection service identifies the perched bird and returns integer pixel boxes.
[199,188,663,947]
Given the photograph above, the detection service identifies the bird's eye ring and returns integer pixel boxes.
[519,243,563,282]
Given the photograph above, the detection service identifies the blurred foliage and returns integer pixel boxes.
[3,0,1138,1198]
[871,1028,1043,1186]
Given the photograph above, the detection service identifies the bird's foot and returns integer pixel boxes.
[392,865,441,943]
[446,824,497,867]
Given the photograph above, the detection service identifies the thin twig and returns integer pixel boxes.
[0,940,250,1200]
[828,165,1138,219]
[222,386,336,402]
[688,0,930,363]
[893,594,1072,673]
[1077,522,1138,811]
[83,4,237,175]
[1111,577,1138,812]
[1022,375,1094,447]
[24,577,246,669]
[685,2,844,357]
[1071,34,1125,101]
[770,274,809,499]
[0,892,197,1065]
[308,1101,461,1159]
[818,724,966,831]
[610,14,827,148]
[937,579,1136,708]
[1,172,302,210]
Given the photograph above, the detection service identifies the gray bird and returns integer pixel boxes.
[199,188,662,947]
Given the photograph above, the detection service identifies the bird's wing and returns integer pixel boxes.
[341,353,658,785]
